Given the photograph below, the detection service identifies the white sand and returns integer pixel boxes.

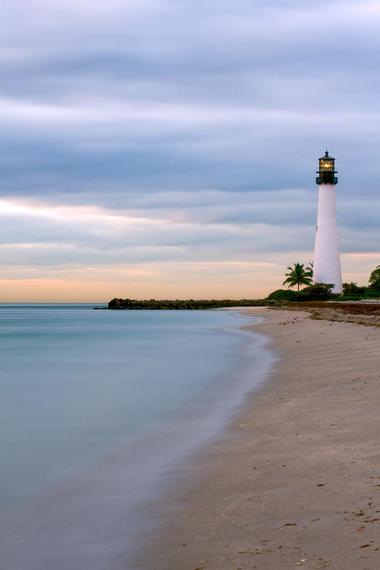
[138,309,380,569]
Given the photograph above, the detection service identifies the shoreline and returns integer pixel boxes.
[136,308,380,569]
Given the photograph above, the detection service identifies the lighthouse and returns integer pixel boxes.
[313,151,342,293]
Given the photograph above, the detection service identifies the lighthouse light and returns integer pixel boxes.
[320,160,333,171]
[316,150,338,185]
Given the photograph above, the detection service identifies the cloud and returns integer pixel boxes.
[0,0,379,299]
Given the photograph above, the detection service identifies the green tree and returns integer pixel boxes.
[369,265,380,290]
[283,263,313,292]
[342,282,368,297]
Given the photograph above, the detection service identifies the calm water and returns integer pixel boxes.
[0,305,273,570]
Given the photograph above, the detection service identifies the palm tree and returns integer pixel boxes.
[283,262,313,292]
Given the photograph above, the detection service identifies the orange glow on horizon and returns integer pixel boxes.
[0,198,377,303]
[0,251,377,302]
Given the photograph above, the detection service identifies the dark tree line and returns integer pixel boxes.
[108,298,266,310]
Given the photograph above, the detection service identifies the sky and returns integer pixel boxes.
[0,0,379,301]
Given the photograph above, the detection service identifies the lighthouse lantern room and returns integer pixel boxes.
[316,151,338,186]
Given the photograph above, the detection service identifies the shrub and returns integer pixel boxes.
[267,289,298,302]
[366,287,380,298]
[297,283,335,301]
[341,282,368,298]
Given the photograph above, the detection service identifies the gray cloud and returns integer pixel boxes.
[0,0,378,295]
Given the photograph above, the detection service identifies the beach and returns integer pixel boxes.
[139,308,380,570]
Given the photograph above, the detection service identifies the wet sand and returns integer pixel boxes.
[138,308,380,570]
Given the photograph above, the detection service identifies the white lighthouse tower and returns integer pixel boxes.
[313,150,342,293]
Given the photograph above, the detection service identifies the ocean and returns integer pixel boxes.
[0,304,273,569]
